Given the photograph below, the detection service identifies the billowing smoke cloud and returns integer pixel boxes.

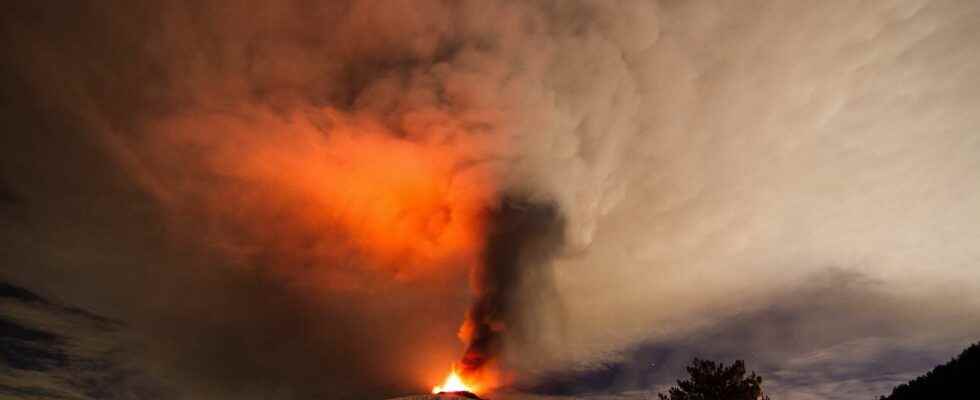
[3,1,980,399]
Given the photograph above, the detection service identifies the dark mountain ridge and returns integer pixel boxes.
[879,341,980,400]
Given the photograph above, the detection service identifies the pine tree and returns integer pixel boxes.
[658,358,770,400]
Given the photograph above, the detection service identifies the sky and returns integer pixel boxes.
[2,1,980,399]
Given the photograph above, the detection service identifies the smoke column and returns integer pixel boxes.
[457,196,565,387]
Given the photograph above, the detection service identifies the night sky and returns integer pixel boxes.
[2,1,980,399]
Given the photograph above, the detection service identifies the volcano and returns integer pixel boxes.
[434,390,482,399]
[388,391,484,400]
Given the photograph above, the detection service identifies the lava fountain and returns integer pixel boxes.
[432,367,475,394]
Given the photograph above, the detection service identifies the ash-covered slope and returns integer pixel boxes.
[387,391,543,400]
[387,394,485,400]
[0,281,168,399]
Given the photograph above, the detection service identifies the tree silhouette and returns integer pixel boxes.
[658,358,770,400]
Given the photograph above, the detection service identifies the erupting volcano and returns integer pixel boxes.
[432,367,480,397]
[429,197,565,397]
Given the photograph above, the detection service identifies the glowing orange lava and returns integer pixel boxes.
[432,367,475,394]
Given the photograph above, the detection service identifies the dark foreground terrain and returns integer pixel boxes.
[878,341,980,400]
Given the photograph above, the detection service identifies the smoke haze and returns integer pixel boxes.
[2,1,980,399]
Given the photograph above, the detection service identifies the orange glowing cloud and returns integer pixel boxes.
[142,107,499,279]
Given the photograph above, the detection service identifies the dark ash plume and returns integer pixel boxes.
[459,195,565,380]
